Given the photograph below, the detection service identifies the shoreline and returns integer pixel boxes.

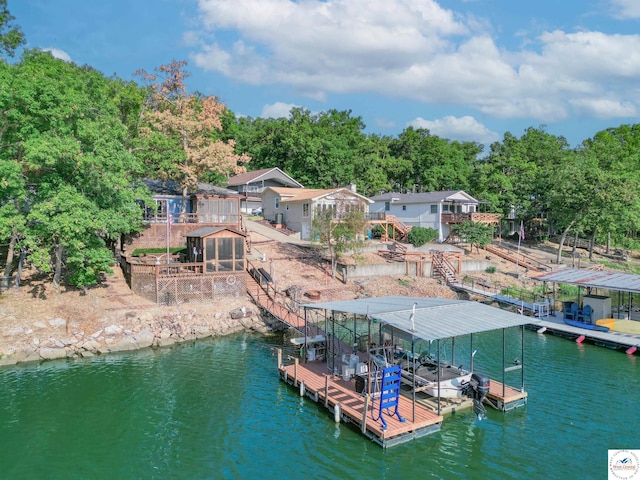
[0,297,279,368]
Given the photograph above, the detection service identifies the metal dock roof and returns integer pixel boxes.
[532,269,640,294]
[303,296,531,342]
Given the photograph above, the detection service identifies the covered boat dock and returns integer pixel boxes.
[532,270,640,353]
[277,296,530,448]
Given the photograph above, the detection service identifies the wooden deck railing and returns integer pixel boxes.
[441,212,501,224]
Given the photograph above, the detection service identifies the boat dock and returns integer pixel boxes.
[278,353,528,447]
[528,313,640,353]
[278,356,443,449]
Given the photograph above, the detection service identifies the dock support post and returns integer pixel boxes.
[361,394,369,434]
[334,403,341,423]
[294,357,298,386]
[324,376,329,408]
[277,348,282,368]
[299,381,305,397]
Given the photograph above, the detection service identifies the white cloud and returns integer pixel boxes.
[570,98,636,118]
[408,115,499,145]
[191,0,640,122]
[260,102,299,118]
[41,48,71,62]
[610,0,640,19]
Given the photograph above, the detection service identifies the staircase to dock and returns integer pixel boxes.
[431,251,460,286]
[484,244,549,272]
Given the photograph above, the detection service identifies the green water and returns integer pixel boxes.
[0,331,637,479]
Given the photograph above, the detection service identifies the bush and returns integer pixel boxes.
[485,265,497,274]
[407,227,438,247]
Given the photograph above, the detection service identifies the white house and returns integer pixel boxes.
[261,186,373,240]
[369,190,498,242]
[226,167,303,213]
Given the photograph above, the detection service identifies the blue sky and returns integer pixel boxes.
[8,0,640,149]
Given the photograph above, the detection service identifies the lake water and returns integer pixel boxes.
[0,330,637,479]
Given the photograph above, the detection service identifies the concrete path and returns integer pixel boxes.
[244,216,309,245]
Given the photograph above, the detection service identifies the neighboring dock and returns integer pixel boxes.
[528,312,640,353]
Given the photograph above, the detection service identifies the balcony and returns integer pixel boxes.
[441,212,501,224]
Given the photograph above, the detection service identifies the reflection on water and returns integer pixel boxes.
[0,331,636,479]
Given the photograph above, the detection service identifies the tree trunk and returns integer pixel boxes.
[53,243,63,292]
[181,185,188,216]
[3,228,17,287]
[555,224,574,264]
[606,232,611,254]
[588,227,597,260]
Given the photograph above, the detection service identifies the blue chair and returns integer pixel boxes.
[564,302,578,320]
[577,304,593,324]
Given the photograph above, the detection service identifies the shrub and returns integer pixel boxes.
[407,227,438,247]
[485,265,497,274]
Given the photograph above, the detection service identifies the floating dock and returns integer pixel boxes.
[279,357,443,449]
[278,353,527,448]
[528,314,640,354]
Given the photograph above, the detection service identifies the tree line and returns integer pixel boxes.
[1,2,639,288]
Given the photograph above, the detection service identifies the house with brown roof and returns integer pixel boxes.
[261,186,373,240]
[226,167,303,213]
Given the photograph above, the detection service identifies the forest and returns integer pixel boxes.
[1,1,640,288]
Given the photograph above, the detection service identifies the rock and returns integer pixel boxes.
[91,329,103,339]
[137,311,155,324]
[132,328,154,348]
[40,347,67,360]
[104,325,123,336]
[81,340,102,352]
[109,336,139,352]
[33,321,47,329]
[192,325,211,339]
[8,326,25,336]
[48,318,67,328]
[157,336,178,347]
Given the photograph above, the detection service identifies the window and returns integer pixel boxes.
[303,203,310,217]
[275,197,280,209]
[385,201,390,211]
[430,204,437,214]
[402,205,407,211]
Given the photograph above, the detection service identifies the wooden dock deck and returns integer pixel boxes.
[486,380,528,411]
[279,359,444,448]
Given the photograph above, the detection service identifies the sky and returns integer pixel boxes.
[8,0,640,149]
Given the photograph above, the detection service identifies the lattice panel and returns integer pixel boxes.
[156,273,247,305]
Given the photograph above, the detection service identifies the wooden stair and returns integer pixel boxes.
[431,251,459,285]
[484,244,548,272]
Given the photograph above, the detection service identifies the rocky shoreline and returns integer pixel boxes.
[0,302,279,367]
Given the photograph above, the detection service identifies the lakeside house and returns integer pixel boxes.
[226,167,303,213]
[369,190,500,242]
[261,185,373,240]
[120,179,249,304]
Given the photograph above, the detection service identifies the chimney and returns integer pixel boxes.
[347,183,357,193]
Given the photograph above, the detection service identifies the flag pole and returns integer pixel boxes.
[516,220,524,272]
[166,209,171,271]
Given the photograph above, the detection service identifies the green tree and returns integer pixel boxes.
[0,0,25,59]
[389,127,477,192]
[407,227,438,247]
[451,221,495,253]
[311,192,368,278]
[3,51,147,288]
[471,127,571,220]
